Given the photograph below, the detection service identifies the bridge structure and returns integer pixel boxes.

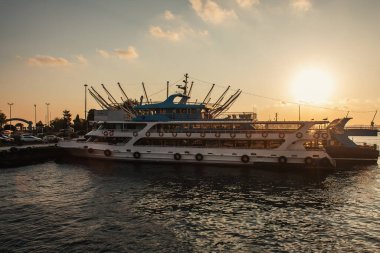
[1,118,33,131]
[345,125,379,136]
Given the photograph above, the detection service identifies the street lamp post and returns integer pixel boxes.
[84,84,88,120]
[84,84,88,131]
[298,104,301,121]
[34,104,37,133]
[7,102,14,128]
[45,103,50,127]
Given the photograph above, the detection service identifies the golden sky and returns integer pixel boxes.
[1,0,379,125]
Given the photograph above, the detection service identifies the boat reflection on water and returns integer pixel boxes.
[1,159,379,252]
[56,158,380,252]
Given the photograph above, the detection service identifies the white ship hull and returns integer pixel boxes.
[59,140,334,168]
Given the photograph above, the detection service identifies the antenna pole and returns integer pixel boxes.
[91,87,112,109]
[101,83,119,105]
[142,82,149,104]
[212,85,230,108]
[371,110,377,127]
[167,81,169,99]
[118,82,129,101]
[202,83,215,104]
[188,81,194,97]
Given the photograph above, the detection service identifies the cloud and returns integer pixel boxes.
[27,55,70,66]
[164,10,175,20]
[198,30,209,36]
[74,54,88,65]
[114,47,139,60]
[149,25,208,42]
[190,0,237,24]
[236,0,260,8]
[291,0,312,12]
[150,26,181,41]
[97,47,139,60]
[96,49,111,58]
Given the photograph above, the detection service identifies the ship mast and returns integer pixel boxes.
[176,73,189,96]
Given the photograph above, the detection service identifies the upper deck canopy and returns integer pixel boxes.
[133,93,211,121]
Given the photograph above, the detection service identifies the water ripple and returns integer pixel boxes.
[0,161,379,252]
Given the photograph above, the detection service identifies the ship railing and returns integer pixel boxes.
[96,128,325,136]
[96,129,144,133]
[216,112,256,120]
[346,125,379,130]
[146,129,300,134]
[354,142,378,150]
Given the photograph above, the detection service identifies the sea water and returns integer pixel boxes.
[0,136,379,252]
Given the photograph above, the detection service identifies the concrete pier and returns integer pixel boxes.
[0,144,62,168]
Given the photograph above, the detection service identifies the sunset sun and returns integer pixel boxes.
[291,68,334,104]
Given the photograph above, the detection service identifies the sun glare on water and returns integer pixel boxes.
[291,68,334,104]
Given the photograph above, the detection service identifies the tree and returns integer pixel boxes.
[36,121,44,128]
[63,110,72,127]
[0,111,6,128]
[73,114,86,131]
[50,117,66,132]
[87,109,95,121]
[15,122,24,130]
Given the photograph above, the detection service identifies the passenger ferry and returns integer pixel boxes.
[59,75,340,168]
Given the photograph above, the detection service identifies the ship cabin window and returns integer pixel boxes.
[97,123,123,130]
[97,122,146,130]
[123,123,146,131]
[87,136,131,144]
[191,124,201,130]
[134,138,284,149]
[252,123,303,131]
[304,140,327,150]
[149,123,255,133]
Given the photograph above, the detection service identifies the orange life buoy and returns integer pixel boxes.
[133,131,138,137]
[186,131,191,137]
[296,132,303,138]
[313,133,320,139]
[279,133,285,138]
[262,132,268,138]
[200,132,206,138]
[322,133,328,139]
[215,132,221,138]
[246,132,252,138]
[230,132,236,138]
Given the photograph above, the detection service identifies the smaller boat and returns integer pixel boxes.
[324,118,379,165]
